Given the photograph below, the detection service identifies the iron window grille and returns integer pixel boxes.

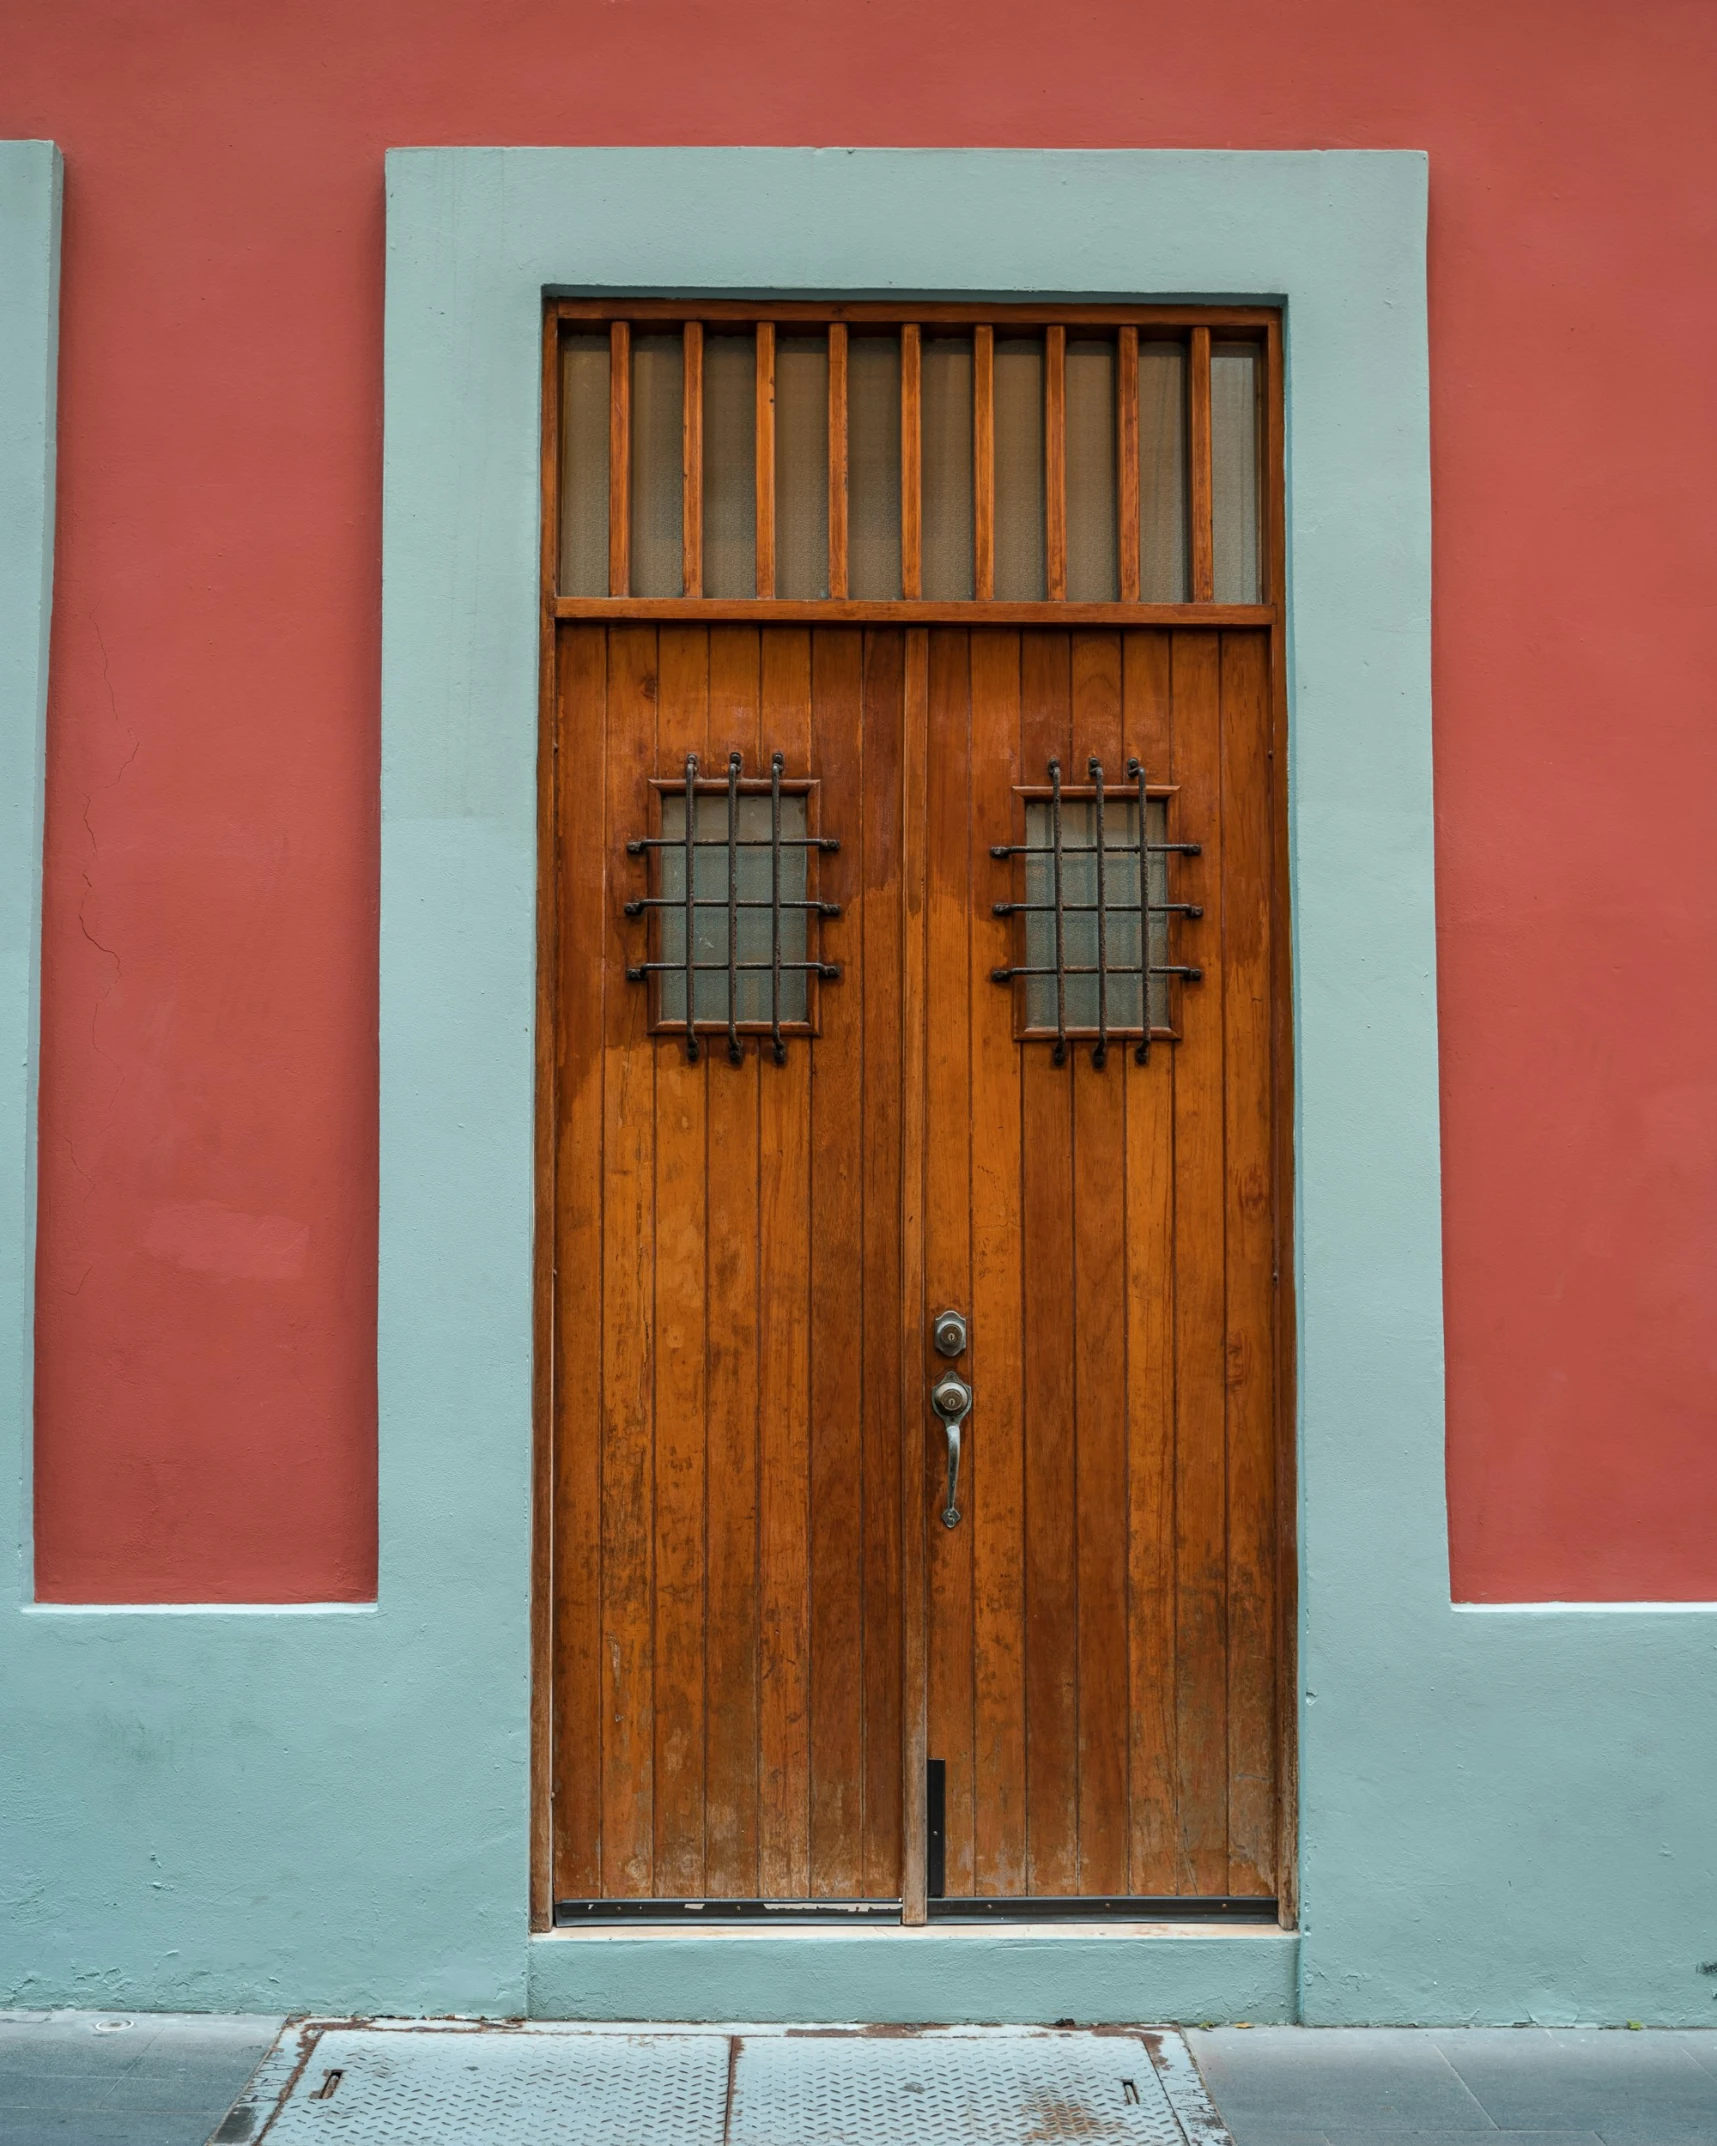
[626,750,841,1064]
[991,755,1203,1065]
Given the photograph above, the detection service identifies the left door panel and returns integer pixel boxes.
[550,623,907,1909]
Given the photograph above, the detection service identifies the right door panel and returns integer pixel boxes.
[924,625,1282,1905]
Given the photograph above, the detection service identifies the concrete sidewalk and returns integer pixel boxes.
[0,2012,281,2145]
[1188,2026,1717,2146]
[2,2011,1715,2145]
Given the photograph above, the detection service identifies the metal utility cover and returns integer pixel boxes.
[250,2027,731,2146]
[233,2021,1221,2146]
[728,2030,1190,2145]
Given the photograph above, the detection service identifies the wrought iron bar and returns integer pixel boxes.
[631,835,838,850]
[626,897,841,914]
[769,751,786,1064]
[630,961,845,978]
[1131,755,1151,1063]
[1049,756,1068,1064]
[988,839,1199,858]
[992,902,1202,917]
[628,959,839,975]
[682,752,700,1061]
[994,963,1204,979]
[1090,755,1109,1066]
[725,751,743,1063]
[635,832,841,849]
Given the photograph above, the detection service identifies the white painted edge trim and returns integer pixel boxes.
[20,1601,381,1617]
[1452,1601,1717,1615]
[531,1924,1294,1944]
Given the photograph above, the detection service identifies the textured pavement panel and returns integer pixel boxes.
[254,2025,733,2146]
[728,2029,1186,2146]
[225,2021,1226,2145]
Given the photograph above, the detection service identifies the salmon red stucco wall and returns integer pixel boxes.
[4,0,1715,1602]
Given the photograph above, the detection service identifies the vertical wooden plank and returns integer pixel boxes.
[925,627,975,1894]
[1169,627,1228,1893]
[1118,327,1141,606]
[973,327,996,603]
[968,628,1027,1896]
[858,630,908,1900]
[1045,326,1068,603]
[551,625,610,1903]
[650,627,710,1899]
[1120,628,1178,1895]
[1220,631,1277,1898]
[532,311,560,1928]
[755,324,777,601]
[808,628,870,1896]
[1263,319,1285,620]
[898,625,932,1920]
[828,324,850,602]
[542,312,564,604]
[609,322,631,598]
[758,628,814,1899]
[1070,631,1130,1895]
[1264,310,1299,1926]
[1189,327,1214,604]
[1018,630,1078,1894]
[703,625,763,1895]
[597,623,657,1894]
[682,324,704,599]
[901,325,923,601]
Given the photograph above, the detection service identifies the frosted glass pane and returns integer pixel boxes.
[848,334,902,599]
[776,334,829,599]
[559,334,610,596]
[1139,341,1188,603]
[922,334,974,600]
[703,332,756,599]
[994,334,1045,601]
[1066,336,1118,602]
[1023,797,1169,1033]
[1211,340,1263,602]
[631,333,683,597]
[658,792,809,1027]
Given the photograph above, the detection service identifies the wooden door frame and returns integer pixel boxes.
[530,300,1296,1933]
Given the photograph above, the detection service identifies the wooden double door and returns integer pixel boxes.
[546,620,1287,1919]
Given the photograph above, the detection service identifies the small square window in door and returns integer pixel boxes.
[626,750,842,1063]
[990,755,1204,1065]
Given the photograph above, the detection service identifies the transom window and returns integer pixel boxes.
[549,303,1275,614]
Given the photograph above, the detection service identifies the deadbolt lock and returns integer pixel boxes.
[932,1309,968,1359]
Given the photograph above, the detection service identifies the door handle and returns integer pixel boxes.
[930,1374,972,1530]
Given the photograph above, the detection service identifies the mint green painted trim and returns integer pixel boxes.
[1,142,59,1611]
[7,144,1711,2029]
[527,1930,1299,2026]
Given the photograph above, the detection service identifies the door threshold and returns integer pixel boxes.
[551,1896,1282,1932]
[928,1895,1278,1924]
[555,1900,902,1927]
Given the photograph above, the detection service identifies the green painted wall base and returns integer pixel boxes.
[526,1929,1300,2025]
